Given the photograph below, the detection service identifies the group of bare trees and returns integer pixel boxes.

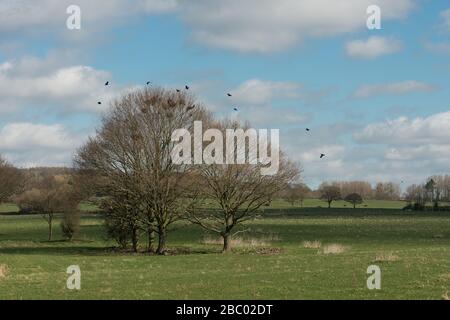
[280,183,310,207]
[0,160,80,241]
[74,87,299,253]
[404,175,450,209]
[314,181,401,202]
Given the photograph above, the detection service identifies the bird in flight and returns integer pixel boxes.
[146,81,151,85]
[227,93,232,97]
[97,101,102,105]
[186,104,195,111]
[320,153,325,159]
[306,128,310,132]
[185,85,189,90]
[233,107,238,111]
[105,81,109,86]
[176,89,181,93]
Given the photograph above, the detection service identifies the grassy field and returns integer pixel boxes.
[1,206,450,300]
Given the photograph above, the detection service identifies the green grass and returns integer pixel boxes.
[1,209,450,299]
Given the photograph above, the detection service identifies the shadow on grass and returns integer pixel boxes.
[0,245,217,256]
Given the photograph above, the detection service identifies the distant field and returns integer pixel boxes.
[1,209,450,299]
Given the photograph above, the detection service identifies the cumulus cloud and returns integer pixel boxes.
[352,81,438,98]
[345,36,402,59]
[0,0,177,34]
[179,0,415,53]
[230,79,301,105]
[0,55,125,115]
[354,110,450,145]
[0,122,86,167]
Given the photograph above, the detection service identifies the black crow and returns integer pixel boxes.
[320,153,325,159]
[185,85,189,90]
[233,107,238,111]
[227,93,232,97]
[97,101,102,105]
[105,81,109,86]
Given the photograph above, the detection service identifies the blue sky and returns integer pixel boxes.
[0,0,449,188]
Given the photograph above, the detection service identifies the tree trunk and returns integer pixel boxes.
[222,233,231,253]
[147,229,155,253]
[353,203,356,209]
[131,227,138,253]
[156,227,166,255]
[328,201,331,208]
[48,215,53,241]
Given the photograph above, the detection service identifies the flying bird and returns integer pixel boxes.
[105,81,109,86]
[97,101,102,105]
[176,89,181,93]
[185,85,189,90]
[306,128,310,132]
[227,93,232,97]
[320,153,325,159]
[146,81,151,85]
[186,104,195,111]
[233,107,238,111]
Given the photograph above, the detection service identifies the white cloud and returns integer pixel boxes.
[230,79,301,105]
[345,36,401,59]
[0,56,122,115]
[354,110,450,145]
[352,81,438,98]
[0,0,177,33]
[179,0,415,53]
[0,122,86,167]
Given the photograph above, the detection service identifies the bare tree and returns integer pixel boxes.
[404,184,426,209]
[0,155,24,204]
[188,120,299,252]
[74,87,210,254]
[15,173,79,241]
[374,182,401,200]
[319,184,341,208]
[344,193,363,209]
[284,183,310,207]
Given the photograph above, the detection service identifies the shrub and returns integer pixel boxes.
[61,211,80,241]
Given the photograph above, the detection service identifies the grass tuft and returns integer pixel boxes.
[373,252,400,263]
[0,264,9,279]
[303,240,322,249]
[320,243,346,255]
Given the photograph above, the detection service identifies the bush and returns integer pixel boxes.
[61,212,80,241]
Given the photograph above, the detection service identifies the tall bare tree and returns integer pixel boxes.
[188,120,299,252]
[74,87,210,254]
